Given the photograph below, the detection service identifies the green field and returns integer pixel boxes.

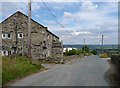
[2,56,44,86]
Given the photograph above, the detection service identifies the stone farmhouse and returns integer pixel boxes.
[0,11,63,61]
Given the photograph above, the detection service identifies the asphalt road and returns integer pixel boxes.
[9,55,110,86]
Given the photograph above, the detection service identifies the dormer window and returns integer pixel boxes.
[18,33,23,39]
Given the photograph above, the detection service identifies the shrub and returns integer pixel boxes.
[92,50,97,55]
[82,45,90,53]
[76,49,83,55]
[68,49,77,55]
[64,49,77,56]
[99,54,109,58]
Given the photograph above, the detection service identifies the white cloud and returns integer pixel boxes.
[72,31,92,35]
[54,5,64,10]
[1,0,118,44]
[64,12,73,18]
[45,1,118,44]
[35,14,40,18]
[95,4,98,8]
[1,0,120,2]
[32,2,40,10]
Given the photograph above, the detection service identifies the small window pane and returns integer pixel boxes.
[3,34,6,37]
[2,34,7,39]
[7,33,11,38]
[3,51,6,54]
[18,33,23,38]
[20,34,22,37]
[2,50,8,56]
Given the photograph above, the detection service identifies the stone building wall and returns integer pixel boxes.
[52,42,63,61]
[1,11,63,61]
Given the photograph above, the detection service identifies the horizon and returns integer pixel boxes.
[63,44,118,45]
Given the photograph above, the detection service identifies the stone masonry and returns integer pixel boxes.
[0,11,63,61]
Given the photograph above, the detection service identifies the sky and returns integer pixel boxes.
[0,0,119,45]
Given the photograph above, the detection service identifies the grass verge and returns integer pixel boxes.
[2,56,44,86]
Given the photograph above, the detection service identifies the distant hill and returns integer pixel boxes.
[63,44,118,50]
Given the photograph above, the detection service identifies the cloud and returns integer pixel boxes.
[32,2,40,10]
[62,1,118,33]
[35,14,40,18]
[1,0,118,44]
[64,12,73,18]
[72,31,92,35]
[44,1,118,44]
[54,5,64,10]
[1,0,120,2]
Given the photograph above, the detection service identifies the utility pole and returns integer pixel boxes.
[28,0,31,57]
[84,39,86,55]
[84,39,86,46]
[101,35,104,54]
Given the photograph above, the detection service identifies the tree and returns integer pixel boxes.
[64,48,77,56]
[64,49,69,56]
[92,50,97,55]
[68,49,77,55]
[82,45,90,53]
[76,49,83,55]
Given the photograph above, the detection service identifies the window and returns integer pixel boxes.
[18,33,23,39]
[7,33,11,39]
[8,51,12,55]
[43,46,47,49]
[2,33,11,39]
[2,34,7,39]
[2,50,8,56]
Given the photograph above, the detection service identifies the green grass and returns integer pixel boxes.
[2,56,44,86]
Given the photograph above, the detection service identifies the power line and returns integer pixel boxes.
[82,0,99,28]
[40,0,80,42]
[40,0,64,28]
[82,0,105,45]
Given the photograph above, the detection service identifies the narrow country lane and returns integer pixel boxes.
[9,55,110,86]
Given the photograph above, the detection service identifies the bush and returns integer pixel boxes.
[68,49,77,55]
[64,48,93,56]
[64,49,77,56]
[82,45,90,53]
[92,50,97,55]
[76,49,83,55]
[99,54,109,58]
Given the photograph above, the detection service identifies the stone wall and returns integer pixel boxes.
[1,11,63,61]
[1,11,51,59]
[52,42,63,61]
